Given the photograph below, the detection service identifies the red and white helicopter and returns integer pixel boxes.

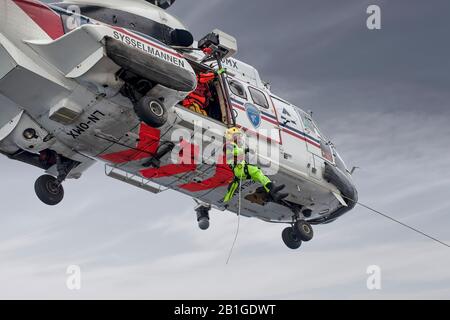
[0,0,358,250]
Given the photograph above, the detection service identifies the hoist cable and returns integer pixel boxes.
[226,178,242,264]
[347,197,449,249]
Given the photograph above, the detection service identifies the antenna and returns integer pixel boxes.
[350,166,360,175]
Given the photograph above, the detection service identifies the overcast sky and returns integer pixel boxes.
[0,0,449,299]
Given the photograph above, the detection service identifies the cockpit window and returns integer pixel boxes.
[228,80,247,100]
[334,149,348,173]
[248,87,269,109]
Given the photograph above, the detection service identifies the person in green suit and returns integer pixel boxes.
[223,127,288,203]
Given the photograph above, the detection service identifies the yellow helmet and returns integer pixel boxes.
[225,127,242,141]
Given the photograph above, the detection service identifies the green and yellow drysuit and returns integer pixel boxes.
[223,142,271,202]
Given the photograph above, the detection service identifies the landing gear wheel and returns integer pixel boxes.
[294,220,314,242]
[34,175,64,206]
[282,227,302,250]
[134,96,167,128]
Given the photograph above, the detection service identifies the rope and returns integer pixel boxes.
[308,176,449,249]
[345,196,449,249]
[289,164,450,249]
[226,178,242,264]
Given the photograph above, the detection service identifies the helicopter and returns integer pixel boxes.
[0,0,357,249]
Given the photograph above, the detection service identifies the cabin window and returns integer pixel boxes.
[228,80,247,100]
[272,97,300,127]
[299,112,316,133]
[248,87,269,109]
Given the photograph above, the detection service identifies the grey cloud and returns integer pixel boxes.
[1,0,449,299]
[171,0,450,116]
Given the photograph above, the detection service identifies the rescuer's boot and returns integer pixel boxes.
[266,182,289,203]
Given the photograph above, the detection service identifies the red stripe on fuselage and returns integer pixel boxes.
[236,124,279,144]
[261,114,280,126]
[179,154,233,192]
[232,103,279,126]
[232,104,280,143]
[13,0,64,40]
[233,103,320,148]
[140,139,199,179]
[100,124,161,164]
[281,128,321,148]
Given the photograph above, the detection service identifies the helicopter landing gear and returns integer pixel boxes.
[134,96,167,128]
[294,219,314,242]
[282,227,302,250]
[34,154,78,206]
[195,204,211,230]
[119,79,168,129]
[34,174,64,206]
[281,215,314,250]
